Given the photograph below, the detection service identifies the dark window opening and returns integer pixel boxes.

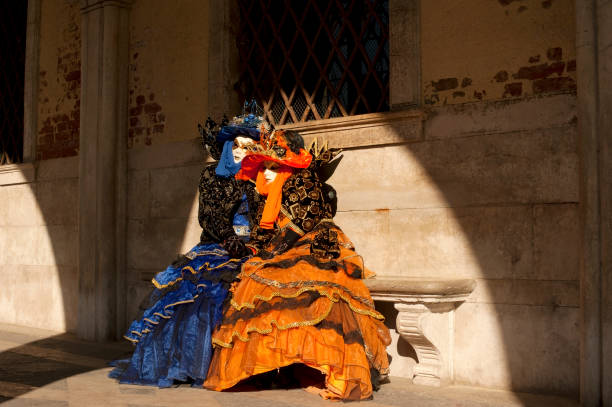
[0,2,27,165]
[236,0,389,126]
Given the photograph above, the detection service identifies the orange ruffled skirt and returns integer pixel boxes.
[204,223,391,400]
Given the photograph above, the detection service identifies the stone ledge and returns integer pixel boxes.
[0,163,36,186]
[365,277,476,303]
[366,276,476,387]
[278,109,426,149]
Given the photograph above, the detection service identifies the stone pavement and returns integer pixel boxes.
[0,323,578,407]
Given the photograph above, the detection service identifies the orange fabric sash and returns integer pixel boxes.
[255,166,293,229]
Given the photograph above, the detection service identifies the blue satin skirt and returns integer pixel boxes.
[109,243,246,387]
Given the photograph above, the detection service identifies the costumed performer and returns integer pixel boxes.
[109,105,269,387]
[204,130,391,401]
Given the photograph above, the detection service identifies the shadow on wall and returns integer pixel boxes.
[1,93,579,402]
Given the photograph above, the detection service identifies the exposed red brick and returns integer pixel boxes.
[40,125,54,134]
[158,113,166,122]
[452,91,465,98]
[55,131,73,141]
[130,117,139,127]
[129,106,142,116]
[547,47,562,61]
[503,82,523,97]
[567,59,576,72]
[542,0,552,8]
[533,77,576,94]
[38,134,53,145]
[461,77,472,88]
[518,5,527,12]
[529,55,541,63]
[432,78,458,91]
[57,122,69,132]
[473,90,483,100]
[135,127,144,136]
[514,62,565,80]
[136,95,146,105]
[494,70,509,82]
[153,124,165,134]
[144,102,162,114]
[149,93,155,101]
[64,70,80,81]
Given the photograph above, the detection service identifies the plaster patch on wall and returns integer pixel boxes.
[37,0,80,160]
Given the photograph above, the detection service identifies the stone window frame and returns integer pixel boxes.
[208,0,422,149]
[0,0,40,185]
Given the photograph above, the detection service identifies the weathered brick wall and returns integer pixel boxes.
[37,0,80,160]
[422,0,576,105]
[127,0,209,149]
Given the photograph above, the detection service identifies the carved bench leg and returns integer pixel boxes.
[394,303,441,386]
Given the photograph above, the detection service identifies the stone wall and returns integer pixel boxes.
[127,0,209,149]
[125,139,206,317]
[0,157,79,332]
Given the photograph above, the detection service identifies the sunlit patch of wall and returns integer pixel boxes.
[127,0,209,149]
[0,158,79,332]
[421,0,576,106]
[37,0,80,160]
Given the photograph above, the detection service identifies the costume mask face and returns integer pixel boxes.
[232,136,255,163]
[263,161,280,184]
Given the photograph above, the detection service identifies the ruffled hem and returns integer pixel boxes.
[124,243,245,343]
[205,303,388,400]
[205,226,391,400]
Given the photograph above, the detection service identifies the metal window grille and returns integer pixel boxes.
[0,2,27,165]
[236,0,389,126]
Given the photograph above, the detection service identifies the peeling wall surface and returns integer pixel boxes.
[37,0,80,160]
[127,0,209,148]
[421,0,576,106]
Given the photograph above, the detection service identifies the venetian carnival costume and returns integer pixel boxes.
[109,110,268,387]
[204,131,391,401]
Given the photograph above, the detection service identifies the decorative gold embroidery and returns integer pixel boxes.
[246,273,375,308]
[230,287,383,320]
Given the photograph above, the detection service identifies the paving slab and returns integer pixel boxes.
[0,323,578,407]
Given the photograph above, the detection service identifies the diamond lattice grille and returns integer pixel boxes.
[0,2,27,165]
[236,0,389,126]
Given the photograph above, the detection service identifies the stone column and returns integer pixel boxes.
[597,1,612,404]
[78,0,131,341]
[389,0,420,109]
[576,0,611,405]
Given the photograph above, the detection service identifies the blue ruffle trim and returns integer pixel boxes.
[110,243,247,387]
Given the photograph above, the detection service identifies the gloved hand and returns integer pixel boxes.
[223,235,250,259]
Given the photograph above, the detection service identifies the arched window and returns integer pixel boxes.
[236,0,389,126]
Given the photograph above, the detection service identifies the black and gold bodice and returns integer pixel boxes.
[247,147,340,257]
[197,164,263,244]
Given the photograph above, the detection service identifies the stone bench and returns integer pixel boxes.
[364,277,476,386]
